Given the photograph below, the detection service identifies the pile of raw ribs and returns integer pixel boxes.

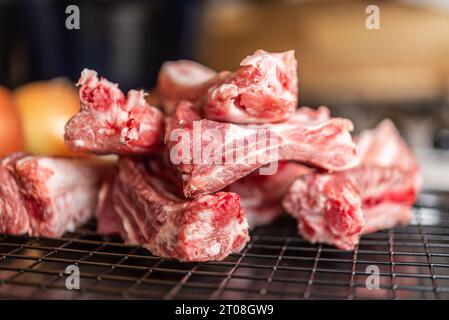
[0,49,421,261]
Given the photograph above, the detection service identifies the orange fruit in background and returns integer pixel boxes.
[0,86,25,156]
[13,78,81,156]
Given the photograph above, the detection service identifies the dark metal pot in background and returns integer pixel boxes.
[0,0,202,90]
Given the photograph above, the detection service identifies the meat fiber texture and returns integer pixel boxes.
[156,60,219,114]
[64,69,164,155]
[96,157,249,262]
[204,50,298,123]
[0,153,30,234]
[226,106,329,228]
[165,101,359,198]
[226,162,310,227]
[0,153,104,237]
[283,119,421,250]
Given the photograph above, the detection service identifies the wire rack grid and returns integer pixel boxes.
[1,190,449,300]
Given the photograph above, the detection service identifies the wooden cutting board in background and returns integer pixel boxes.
[198,0,449,107]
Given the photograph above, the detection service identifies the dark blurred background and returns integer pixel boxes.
[0,0,201,90]
[0,0,449,189]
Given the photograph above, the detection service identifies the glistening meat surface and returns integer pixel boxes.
[156,60,218,114]
[226,107,329,227]
[64,69,164,155]
[283,120,421,250]
[0,153,29,234]
[96,157,249,262]
[166,102,359,198]
[0,154,104,237]
[283,172,364,250]
[204,50,298,123]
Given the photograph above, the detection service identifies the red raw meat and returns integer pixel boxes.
[283,172,364,249]
[204,50,298,123]
[96,157,249,262]
[355,119,419,174]
[166,102,359,198]
[64,69,164,155]
[362,203,413,235]
[283,119,421,250]
[0,153,29,234]
[227,107,329,227]
[0,154,104,237]
[95,171,127,239]
[156,60,218,114]
[226,162,310,227]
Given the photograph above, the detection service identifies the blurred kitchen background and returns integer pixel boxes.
[0,0,448,190]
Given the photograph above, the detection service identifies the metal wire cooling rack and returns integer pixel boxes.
[1,190,449,300]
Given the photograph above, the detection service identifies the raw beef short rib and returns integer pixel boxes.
[64,69,164,155]
[283,119,421,250]
[204,50,298,123]
[156,60,218,114]
[166,102,359,198]
[96,157,249,262]
[225,107,329,227]
[283,172,364,249]
[0,154,104,237]
[226,162,310,227]
[0,153,30,234]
